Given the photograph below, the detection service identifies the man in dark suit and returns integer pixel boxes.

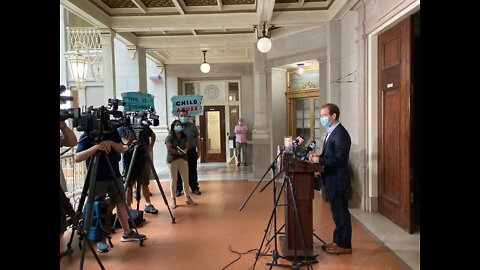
[310,103,352,255]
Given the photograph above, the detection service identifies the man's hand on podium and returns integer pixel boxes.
[309,154,319,164]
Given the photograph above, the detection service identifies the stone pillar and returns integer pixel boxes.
[126,45,148,92]
[252,50,272,179]
[98,28,116,102]
[151,63,169,171]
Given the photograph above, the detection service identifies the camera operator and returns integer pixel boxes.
[60,120,77,270]
[74,128,147,245]
[118,120,158,214]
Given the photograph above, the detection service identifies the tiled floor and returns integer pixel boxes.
[62,162,419,270]
[194,163,420,269]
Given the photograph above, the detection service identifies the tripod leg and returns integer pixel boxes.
[79,155,106,270]
[254,179,293,269]
[104,151,144,237]
[144,151,176,223]
[136,181,141,211]
[313,233,327,245]
[67,159,94,249]
[113,146,139,229]
[60,187,77,256]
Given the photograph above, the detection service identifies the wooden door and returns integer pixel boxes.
[199,106,226,162]
[378,16,413,232]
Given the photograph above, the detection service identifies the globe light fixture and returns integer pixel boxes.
[257,37,272,53]
[255,22,273,53]
[200,50,211,73]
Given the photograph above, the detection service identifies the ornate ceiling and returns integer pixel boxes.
[61,0,350,65]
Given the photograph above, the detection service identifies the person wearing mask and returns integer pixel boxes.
[234,118,248,166]
[165,119,198,209]
[118,124,159,214]
[175,109,202,197]
[75,129,147,248]
[309,103,352,255]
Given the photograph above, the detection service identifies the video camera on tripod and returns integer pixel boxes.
[72,99,127,143]
[124,108,159,132]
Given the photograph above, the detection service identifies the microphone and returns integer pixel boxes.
[292,135,304,148]
[284,135,304,155]
[299,140,316,162]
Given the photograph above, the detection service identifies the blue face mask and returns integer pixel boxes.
[320,117,331,127]
[174,125,183,132]
[180,116,187,124]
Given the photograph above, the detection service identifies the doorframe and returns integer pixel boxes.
[366,2,420,214]
[199,105,227,162]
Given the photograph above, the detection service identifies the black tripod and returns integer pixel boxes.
[115,127,175,226]
[65,149,145,269]
[60,184,105,269]
[240,151,314,269]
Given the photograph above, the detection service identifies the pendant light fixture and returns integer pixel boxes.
[200,50,211,73]
[255,22,273,53]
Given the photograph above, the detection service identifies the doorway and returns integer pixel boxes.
[377,12,420,233]
[199,106,226,162]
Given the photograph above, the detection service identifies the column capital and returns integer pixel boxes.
[156,63,164,75]
[126,45,137,59]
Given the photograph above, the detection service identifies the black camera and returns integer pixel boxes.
[73,99,126,143]
[60,85,81,121]
[60,108,81,121]
[124,108,159,132]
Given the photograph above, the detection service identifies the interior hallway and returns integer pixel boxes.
[62,163,419,269]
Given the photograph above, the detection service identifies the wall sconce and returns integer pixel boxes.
[66,42,89,83]
[255,22,273,53]
[200,50,211,73]
[297,63,304,74]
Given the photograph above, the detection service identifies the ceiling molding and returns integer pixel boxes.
[61,0,110,28]
[62,0,342,64]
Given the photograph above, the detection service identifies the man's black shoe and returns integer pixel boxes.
[192,190,202,195]
[176,191,184,197]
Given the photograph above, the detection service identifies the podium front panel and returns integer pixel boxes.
[281,156,323,256]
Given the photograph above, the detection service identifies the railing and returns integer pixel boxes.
[60,147,87,198]
[66,27,101,52]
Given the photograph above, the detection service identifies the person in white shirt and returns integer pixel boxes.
[234,118,248,166]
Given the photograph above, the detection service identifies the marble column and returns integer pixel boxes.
[98,28,116,103]
[252,49,272,179]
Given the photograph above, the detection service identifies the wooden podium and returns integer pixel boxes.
[279,155,324,258]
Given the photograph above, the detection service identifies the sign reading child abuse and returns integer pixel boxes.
[171,95,203,116]
[121,92,155,112]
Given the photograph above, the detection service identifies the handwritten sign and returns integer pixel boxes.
[121,92,155,112]
[171,95,203,116]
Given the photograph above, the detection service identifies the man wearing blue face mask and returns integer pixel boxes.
[176,108,202,197]
[310,103,352,255]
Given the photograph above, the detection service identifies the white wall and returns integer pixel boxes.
[339,10,363,208]
[271,68,287,152]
